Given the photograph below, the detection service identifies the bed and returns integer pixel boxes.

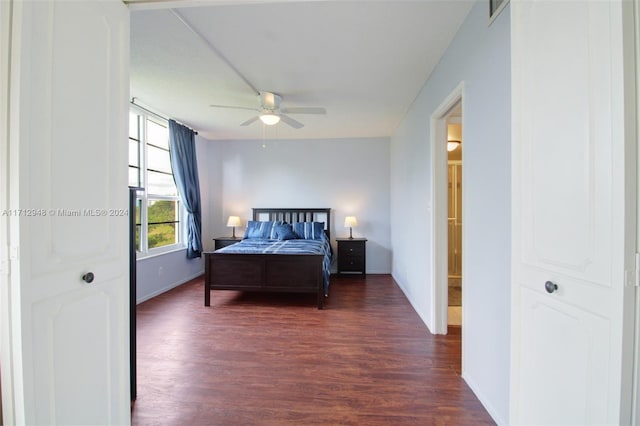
[204,208,332,309]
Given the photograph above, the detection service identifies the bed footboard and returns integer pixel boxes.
[204,252,324,309]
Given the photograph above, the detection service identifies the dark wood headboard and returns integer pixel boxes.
[252,208,331,239]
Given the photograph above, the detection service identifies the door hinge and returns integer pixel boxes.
[635,252,640,287]
[0,245,16,277]
[626,253,640,287]
[9,245,18,261]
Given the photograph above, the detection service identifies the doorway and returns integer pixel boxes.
[446,104,462,327]
[430,83,463,335]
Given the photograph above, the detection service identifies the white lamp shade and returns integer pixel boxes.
[344,216,358,228]
[226,216,241,227]
[259,114,280,125]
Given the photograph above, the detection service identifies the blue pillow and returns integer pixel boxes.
[274,223,298,240]
[292,222,325,240]
[244,221,282,239]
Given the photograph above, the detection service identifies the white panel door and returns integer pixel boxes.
[510,1,635,424]
[4,0,130,424]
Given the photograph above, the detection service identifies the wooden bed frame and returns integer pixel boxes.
[204,208,331,309]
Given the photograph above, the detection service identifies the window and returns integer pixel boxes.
[129,107,184,255]
[489,0,508,23]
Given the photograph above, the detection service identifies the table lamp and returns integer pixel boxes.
[344,216,358,239]
[227,216,241,238]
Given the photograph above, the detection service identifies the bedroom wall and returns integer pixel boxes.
[389,1,510,424]
[136,250,203,303]
[197,137,391,274]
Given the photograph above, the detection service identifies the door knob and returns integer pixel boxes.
[544,280,558,294]
[82,272,95,284]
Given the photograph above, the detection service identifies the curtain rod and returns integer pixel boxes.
[130,98,198,135]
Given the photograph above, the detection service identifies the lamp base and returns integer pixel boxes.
[231,227,236,238]
[349,227,353,239]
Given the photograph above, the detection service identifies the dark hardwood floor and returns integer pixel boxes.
[131,274,494,425]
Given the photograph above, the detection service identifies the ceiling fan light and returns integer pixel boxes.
[447,140,461,151]
[259,114,280,126]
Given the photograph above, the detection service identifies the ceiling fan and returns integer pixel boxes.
[210,91,326,129]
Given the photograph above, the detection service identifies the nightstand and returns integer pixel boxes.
[336,238,367,277]
[213,236,242,250]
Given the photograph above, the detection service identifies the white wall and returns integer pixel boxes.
[197,137,391,274]
[390,2,510,424]
[136,250,203,303]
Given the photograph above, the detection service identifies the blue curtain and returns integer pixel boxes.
[168,120,202,259]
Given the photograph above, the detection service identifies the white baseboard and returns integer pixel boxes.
[462,371,503,425]
[136,271,204,304]
[391,272,435,334]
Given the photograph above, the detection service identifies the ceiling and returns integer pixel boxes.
[129,0,473,141]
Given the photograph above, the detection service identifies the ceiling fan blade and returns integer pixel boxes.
[210,104,257,112]
[282,107,326,115]
[279,114,304,129]
[240,116,260,126]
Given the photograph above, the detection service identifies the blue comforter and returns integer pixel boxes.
[215,237,332,295]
